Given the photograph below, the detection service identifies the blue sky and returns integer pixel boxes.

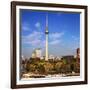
[20,9,80,58]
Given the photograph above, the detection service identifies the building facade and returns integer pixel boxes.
[76,48,80,63]
[31,48,41,58]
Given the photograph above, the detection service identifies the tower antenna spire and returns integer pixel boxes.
[46,13,48,28]
[45,13,48,33]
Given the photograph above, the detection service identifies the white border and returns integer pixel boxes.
[16,5,85,85]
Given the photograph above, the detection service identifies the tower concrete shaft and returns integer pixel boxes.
[45,34,48,61]
[45,14,49,61]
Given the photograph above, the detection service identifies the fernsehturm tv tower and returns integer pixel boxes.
[45,14,49,61]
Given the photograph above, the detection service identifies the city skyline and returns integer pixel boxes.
[20,9,80,58]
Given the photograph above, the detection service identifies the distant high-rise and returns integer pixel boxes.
[31,48,41,58]
[31,51,36,58]
[77,48,80,59]
[76,48,80,63]
[45,14,49,61]
[35,48,41,58]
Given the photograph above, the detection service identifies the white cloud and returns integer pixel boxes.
[49,32,64,45]
[22,31,44,47]
[22,31,65,47]
[49,32,64,40]
[22,22,30,31]
[72,36,79,41]
[50,40,61,45]
[35,22,40,28]
[25,31,42,40]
